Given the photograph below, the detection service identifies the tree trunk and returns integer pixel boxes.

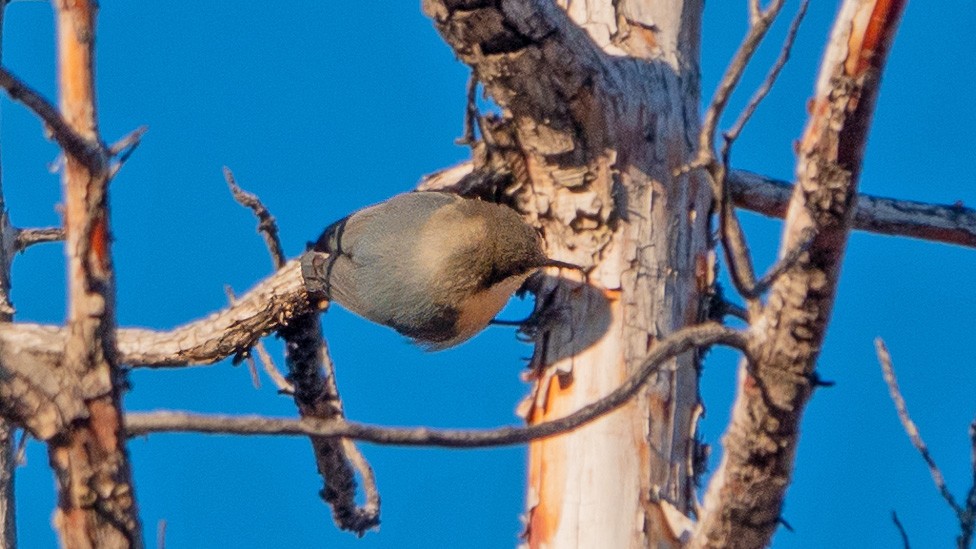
[424,1,708,546]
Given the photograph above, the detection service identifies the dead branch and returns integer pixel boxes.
[0,3,17,543]
[722,0,809,148]
[876,339,960,513]
[0,67,102,171]
[252,341,293,393]
[126,323,746,447]
[691,0,788,313]
[121,259,313,366]
[692,2,908,547]
[892,510,911,549]
[224,167,286,269]
[282,315,380,535]
[0,259,311,372]
[876,339,976,548]
[107,125,148,178]
[14,227,64,251]
[422,160,976,250]
[226,174,378,535]
[47,1,142,546]
[729,170,976,248]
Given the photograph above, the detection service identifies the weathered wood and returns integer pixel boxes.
[692,2,908,547]
[423,0,709,546]
[47,1,141,546]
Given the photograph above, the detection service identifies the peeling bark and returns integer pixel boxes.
[47,1,141,546]
[424,1,708,546]
[692,2,908,547]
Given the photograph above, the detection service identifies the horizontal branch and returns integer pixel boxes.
[422,161,976,249]
[0,259,316,369]
[729,170,976,248]
[126,323,747,448]
[14,227,64,251]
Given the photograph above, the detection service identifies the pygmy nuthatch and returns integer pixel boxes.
[313,191,573,349]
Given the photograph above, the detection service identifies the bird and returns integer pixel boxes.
[311,191,575,350]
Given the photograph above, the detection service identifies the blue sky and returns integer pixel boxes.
[5,2,975,547]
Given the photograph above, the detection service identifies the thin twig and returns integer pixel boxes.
[696,0,785,160]
[126,324,747,447]
[722,0,809,150]
[223,285,262,388]
[339,438,380,530]
[0,66,103,171]
[224,285,295,394]
[962,419,976,549]
[243,354,261,389]
[13,227,64,251]
[223,167,286,269]
[156,519,166,549]
[253,341,293,394]
[455,72,479,146]
[876,338,962,514]
[687,0,787,314]
[108,125,148,179]
[12,432,24,467]
[892,510,911,549]
[745,226,815,298]
[225,173,379,533]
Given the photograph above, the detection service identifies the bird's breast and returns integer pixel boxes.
[448,273,530,347]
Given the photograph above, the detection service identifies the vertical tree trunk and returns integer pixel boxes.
[521,3,707,547]
[47,1,141,547]
[424,1,708,546]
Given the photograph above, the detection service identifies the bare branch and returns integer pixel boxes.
[281,311,381,535]
[0,423,14,549]
[107,125,148,179]
[963,420,976,549]
[107,125,148,157]
[49,0,142,545]
[421,160,976,250]
[455,71,479,146]
[120,259,314,367]
[722,0,809,150]
[745,226,815,298]
[252,341,293,394]
[0,66,103,171]
[877,340,976,548]
[686,0,789,313]
[156,520,166,549]
[225,167,380,534]
[729,170,976,249]
[693,2,908,547]
[224,167,286,270]
[876,339,961,514]
[126,323,747,447]
[892,511,911,549]
[14,227,64,252]
[0,256,319,373]
[697,0,785,158]
[0,5,18,544]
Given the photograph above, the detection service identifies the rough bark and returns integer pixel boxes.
[46,1,141,547]
[0,1,17,545]
[423,1,708,546]
[728,169,976,249]
[691,1,908,547]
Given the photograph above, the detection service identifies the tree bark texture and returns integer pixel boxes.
[691,1,907,547]
[47,1,142,547]
[424,1,708,546]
